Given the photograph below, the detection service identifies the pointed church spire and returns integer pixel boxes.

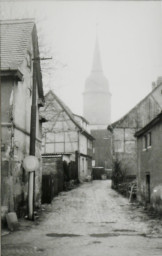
[91,33,103,73]
[83,25,111,127]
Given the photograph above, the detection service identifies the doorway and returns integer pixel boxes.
[146,174,150,203]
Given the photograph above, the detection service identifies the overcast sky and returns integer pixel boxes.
[1,1,162,122]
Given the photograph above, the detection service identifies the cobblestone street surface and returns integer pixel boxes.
[2,180,162,256]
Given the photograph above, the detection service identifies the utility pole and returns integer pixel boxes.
[28,59,37,220]
[28,56,52,220]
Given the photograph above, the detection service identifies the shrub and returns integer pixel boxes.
[111,158,127,190]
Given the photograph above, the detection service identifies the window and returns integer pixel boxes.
[143,135,147,150]
[92,160,95,167]
[82,158,84,172]
[147,132,151,147]
[143,132,151,150]
[88,140,92,149]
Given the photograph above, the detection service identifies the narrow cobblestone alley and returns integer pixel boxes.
[2,181,162,256]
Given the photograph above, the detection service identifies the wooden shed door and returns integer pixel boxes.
[42,175,53,204]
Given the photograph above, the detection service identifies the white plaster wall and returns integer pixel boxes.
[79,156,89,181]
[79,133,87,155]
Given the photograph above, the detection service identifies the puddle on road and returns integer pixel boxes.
[87,221,116,224]
[89,232,162,239]
[35,247,46,252]
[102,221,116,224]
[92,241,102,244]
[46,233,82,237]
[113,229,136,232]
[2,244,45,255]
[46,232,162,239]
[90,233,119,238]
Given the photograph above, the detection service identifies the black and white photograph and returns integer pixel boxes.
[1,0,162,255]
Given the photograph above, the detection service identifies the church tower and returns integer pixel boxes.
[83,36,111,129]
[83,36,112,170]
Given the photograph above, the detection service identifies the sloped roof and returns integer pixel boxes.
[0,19,44,100]
[135,112,162,137]
[108,83,162,131]
[44,90,94,141]
[0,19,35,70]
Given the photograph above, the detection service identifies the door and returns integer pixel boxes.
[146,174,150,203]
[42,175,53,204]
